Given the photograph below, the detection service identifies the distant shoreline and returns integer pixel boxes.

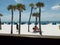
[1,21,60,25]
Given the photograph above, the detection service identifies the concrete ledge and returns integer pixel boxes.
[0,34,60,39]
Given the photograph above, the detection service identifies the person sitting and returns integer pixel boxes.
[33,26,39,32]
[16,23,19,30]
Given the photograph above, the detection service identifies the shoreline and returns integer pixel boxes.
[0,34,60,39]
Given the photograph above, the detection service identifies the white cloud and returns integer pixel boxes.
[52,4,60,10]
[36,8,45,12]
[1,11,60,22]
[15,0,21,3]
[41,12,60,21]
[1,14,11,22]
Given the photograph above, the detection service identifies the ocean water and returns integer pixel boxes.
[1,21,60,25]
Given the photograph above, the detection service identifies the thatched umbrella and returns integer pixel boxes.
[32,12,39,26]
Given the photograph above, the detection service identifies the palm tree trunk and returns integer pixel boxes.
[39,7,42,35]
[11,10,13,34]
[19,10,21,34]
[0,18,1,29]
[28,8,33,32]
[35,17,37,26]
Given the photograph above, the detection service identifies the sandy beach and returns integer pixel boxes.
[0,23,60,36]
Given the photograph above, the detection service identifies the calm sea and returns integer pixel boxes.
[1,21,60,25]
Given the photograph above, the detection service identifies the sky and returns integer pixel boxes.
[0,0,60,22]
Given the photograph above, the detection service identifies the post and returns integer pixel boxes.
[0,18,1,29]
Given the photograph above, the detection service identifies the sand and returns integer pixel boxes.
[0,23,60,36]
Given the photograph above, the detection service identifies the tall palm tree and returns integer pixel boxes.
[16,4,26,34]
[28,3,34,32]
[32,12,39,26]
[0,14,3,29]
[7,5,16,34]
[36,2,44,35]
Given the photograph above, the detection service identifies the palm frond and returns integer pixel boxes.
[32,12,39,17]
[16,4,26,11]
[7,5,16,11]
[0,13,3,16]
[36,2,44,7]
[29,3,34,8]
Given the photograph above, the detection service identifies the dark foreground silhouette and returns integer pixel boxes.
[0,35,60,44]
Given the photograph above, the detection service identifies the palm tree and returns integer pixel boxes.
[0,14,3,29]
[7,5,16,34]
[32,12,39,26]
[16,4,26,34]
[36,2,44,35]
[28,3,34,32]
